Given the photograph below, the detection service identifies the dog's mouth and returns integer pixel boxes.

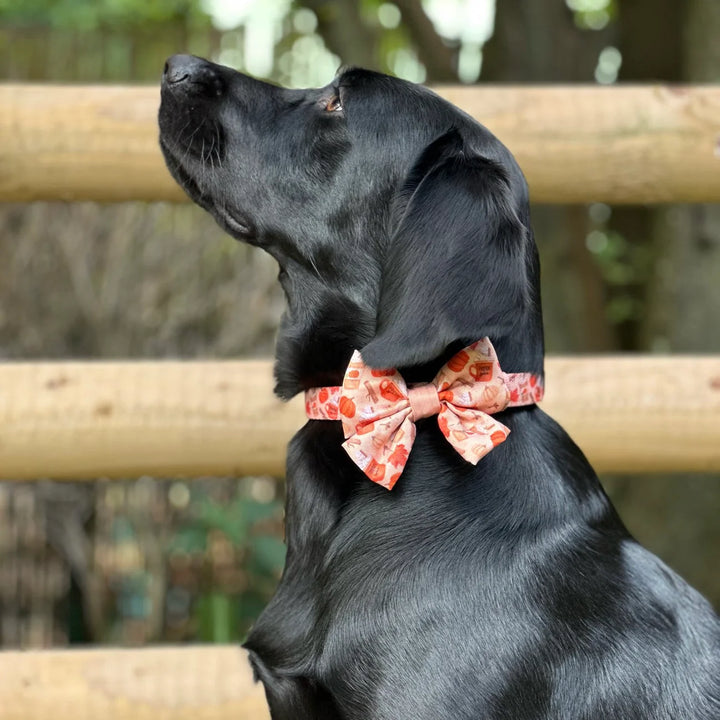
[160,137,211,208]
[159,135,255,241]
[212,202,255,239]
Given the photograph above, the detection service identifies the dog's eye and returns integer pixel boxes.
[324,95,343,113]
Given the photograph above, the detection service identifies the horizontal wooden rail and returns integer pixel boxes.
[0,646,269,720]
[1,84,719,204]
[1,356,719,480]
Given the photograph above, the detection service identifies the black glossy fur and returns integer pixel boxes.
[158,55,720,719]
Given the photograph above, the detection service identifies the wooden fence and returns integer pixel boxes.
[1,83,720,719]
[0,646,269,720]
[1,357,719,481]
[2,84,720,204]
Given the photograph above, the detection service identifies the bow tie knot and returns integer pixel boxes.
[304,338,543,490]
[407,383,442,421]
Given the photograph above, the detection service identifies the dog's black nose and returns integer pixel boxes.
[162,54,224,97]
[163,54,205,84]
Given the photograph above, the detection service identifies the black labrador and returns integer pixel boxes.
[158,55,720,720]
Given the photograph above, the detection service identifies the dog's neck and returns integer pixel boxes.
[272,240,545,400]
[272,289,376,400]
[273,308,545,401]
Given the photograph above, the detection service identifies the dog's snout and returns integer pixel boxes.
[162,54,224,97]
[163,54,202,84]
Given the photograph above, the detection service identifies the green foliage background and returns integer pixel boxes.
[0,0,718,649]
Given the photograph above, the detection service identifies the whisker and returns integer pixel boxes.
[215,124,222,168]
[208,133,216,172]
[181,120,206,166]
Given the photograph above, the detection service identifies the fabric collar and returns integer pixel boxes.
[305,337,543,489]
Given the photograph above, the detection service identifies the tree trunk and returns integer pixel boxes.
[299,0,380,70]
[483,0,616,353]
[611,0,683,350]
[483,0,613,81]
[392,0,458,82]
[645,0,720,352]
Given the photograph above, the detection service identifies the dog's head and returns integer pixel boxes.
[159,55,544,398]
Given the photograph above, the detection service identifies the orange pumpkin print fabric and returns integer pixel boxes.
[305,338,543,490]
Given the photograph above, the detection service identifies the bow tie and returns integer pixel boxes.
[304,338,543,490]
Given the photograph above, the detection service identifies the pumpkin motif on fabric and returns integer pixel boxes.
[447,350,470,372]
[338,396,356,418]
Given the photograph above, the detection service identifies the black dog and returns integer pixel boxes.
[159,55,720,719]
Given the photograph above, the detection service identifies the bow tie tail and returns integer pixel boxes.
[438,406,511,465]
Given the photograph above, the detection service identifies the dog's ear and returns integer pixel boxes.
[360,129,532,370]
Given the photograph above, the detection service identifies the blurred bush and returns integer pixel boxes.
[0,477,284,647]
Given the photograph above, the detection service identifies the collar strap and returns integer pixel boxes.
[305,338,543,490]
